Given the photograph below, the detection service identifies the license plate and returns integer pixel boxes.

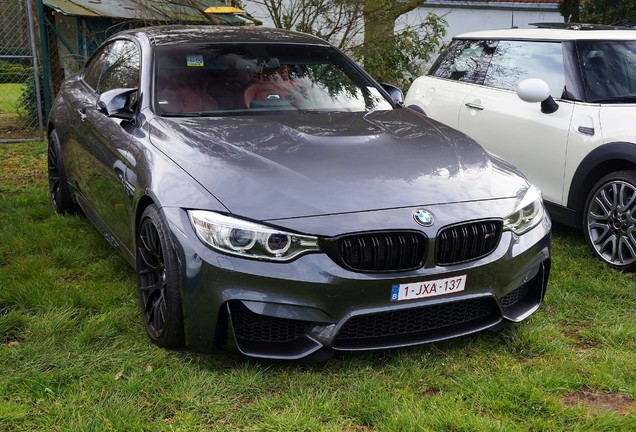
[391,275,467,301]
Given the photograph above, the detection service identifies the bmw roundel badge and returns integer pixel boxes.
[413,209,434,227]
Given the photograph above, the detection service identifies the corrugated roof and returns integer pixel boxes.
[43,0,244,24]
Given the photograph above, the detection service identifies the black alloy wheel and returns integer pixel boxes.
[47,130,76,214]
[137,205,184,348]
[584,170,636,271]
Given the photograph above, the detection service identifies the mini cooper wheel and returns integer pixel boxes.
[48,130,77,214]
[137,205,185,348]
[584,171,636,271]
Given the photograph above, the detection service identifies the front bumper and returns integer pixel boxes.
[163,204,551,360]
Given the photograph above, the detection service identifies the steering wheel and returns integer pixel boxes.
[286,86,308,106]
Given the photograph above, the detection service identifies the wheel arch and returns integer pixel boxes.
[567,141,636,228]
[47,121,55,138]
[135,194,156,236]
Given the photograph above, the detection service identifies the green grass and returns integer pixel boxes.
[1,142,636,430]
[0,83,25,114]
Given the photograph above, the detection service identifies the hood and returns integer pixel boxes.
[148,109,528,220]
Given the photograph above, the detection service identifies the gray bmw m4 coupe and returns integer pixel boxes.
[47,25,551,360]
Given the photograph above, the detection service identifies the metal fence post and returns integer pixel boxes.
[0,0,45,142]
[27,0,43,140]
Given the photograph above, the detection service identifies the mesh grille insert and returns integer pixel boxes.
[335,298,493,341]
[229,302,310,343]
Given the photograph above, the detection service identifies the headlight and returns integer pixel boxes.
[503,184,545,235]
[188,210,320,261]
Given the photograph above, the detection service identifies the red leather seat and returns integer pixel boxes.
[157,70,218,113]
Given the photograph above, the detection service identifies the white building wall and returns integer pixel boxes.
[400,6,564,41]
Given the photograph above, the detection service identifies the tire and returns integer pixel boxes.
[136,204,185,348]
[584,170,636,271]
[48,130,77,215]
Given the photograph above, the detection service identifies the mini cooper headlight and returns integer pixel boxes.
[188,210,320,261]
[504,184,545,235]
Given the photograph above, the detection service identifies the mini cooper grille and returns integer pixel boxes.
[436,220,503,265]
[335,298,493,341]
[229,302,310,343]
[336,232,426,272]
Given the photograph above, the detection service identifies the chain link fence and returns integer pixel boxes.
[0,0,43,142]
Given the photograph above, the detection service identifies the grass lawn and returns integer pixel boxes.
[1,142,636,430]
[0,83,40,140]
[0,83,25,114]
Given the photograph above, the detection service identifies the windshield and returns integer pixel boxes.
[578,40,636,103]
[153,43,392,116]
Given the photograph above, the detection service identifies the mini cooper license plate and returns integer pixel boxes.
[391,275,467,301]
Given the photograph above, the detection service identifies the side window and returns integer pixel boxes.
[430,39,495,84]
[82,40,140,95]
[484,40,566,98]
[98,40,140,93]
[83,46,111,91]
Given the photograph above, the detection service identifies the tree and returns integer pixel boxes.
[242,0,446,89]
[561,0,636,24]
[560,0,580,22]
[243,0,363,51]
[581,0,636,24]
[357,0,446,88]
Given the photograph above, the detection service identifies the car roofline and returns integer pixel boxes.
[452,27,636,41]
[113,24,331,47]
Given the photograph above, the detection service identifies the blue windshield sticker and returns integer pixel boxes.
[186,55,204,67]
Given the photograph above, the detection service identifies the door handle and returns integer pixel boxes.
[465,102,484,111]
[77,108,87,121]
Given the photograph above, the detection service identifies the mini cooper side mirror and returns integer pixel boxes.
[516,78,559,114]
[97,87,138,120]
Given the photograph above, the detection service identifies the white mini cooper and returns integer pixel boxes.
[406,23,636,270]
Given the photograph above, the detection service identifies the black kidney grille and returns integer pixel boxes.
[337,232,426,272]
[229,302,310,343]
[436,220,502,265]
[335,298,493,341]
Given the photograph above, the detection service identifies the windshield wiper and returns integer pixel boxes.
[161,112,202,117]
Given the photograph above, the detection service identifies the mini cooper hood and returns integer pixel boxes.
[149,109,527,220]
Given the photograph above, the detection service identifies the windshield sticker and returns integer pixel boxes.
[186,55,204,67]
[158,100,169,105]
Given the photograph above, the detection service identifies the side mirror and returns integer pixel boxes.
[516,78,558,114]
[97,88,137,120]
[381,83,404,104]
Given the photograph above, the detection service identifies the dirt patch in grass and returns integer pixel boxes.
[0,112,40,140]
[562,329,595,350]
[0,141,47,193]
[563,390,633,415]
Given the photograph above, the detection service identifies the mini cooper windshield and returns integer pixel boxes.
[154,44,393,115]
[578,40,636,103]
